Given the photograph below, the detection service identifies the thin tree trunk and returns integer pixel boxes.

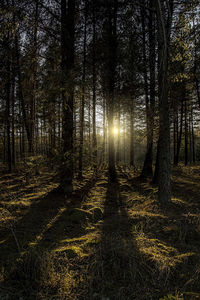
[78,0,87,178]
[130,101,134,167]
[28,0,38,154]
[15,34,31,148]
[184,97,188,166]
[116,103,120,164]
[92,1,97,170]
[6,47,12,172]
[103,94,106,160]
[174,98,184,165]
[11,65,15,167]
[173,108,176,165]
[189,113,192,164]
[191,108,195,163]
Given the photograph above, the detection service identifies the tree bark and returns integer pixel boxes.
[130,101,135,167]
[156,0,173,204]
[106,0,118,181]
[92,1,97,170]
[78,0,87,178]
[6,38,12,172]
[141,0,156,178]
[184,97,188,166]
[60,0,75,194]
[174,97,184,165]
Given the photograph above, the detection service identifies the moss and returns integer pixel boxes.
[68,208,92,223]
[89,207,103,222]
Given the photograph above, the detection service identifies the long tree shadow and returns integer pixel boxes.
[89,177,153,300]
[88,171,200,299]
[0,171,101,278]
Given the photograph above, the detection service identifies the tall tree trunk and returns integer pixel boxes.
[116,103,120,164]
[130,101,134,167]
[156,0,173,204]
[15,34,31,149]
[11,68,15,167]
[103,94,106,160]
[92,2,97,170]
[191,108,195,163]
[28,0,38,154]
[78,0,87,178]
[141,0,156,178]
[140,3,150,177]
[174,97,184,165]
[173,108,176,165]
[193,15,200,108]
[189,113,192,164]
[6,39,12,172]
[184,97,188,166]
[106,0,117,181]
[60,0,75,194]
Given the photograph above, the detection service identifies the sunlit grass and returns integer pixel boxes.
[135,233,195,271]
[1,165,200,299]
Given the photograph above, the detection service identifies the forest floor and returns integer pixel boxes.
[0,164,200,299]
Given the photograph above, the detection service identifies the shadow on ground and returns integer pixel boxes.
[88,178,155,300]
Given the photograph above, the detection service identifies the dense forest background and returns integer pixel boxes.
[1,0,200,197]
[1,0,200,299]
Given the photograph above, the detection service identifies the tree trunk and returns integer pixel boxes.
[11,68,15,167]
[116,104,120,164]
[60,0,75,194]
[184,97,188,166]
[140,3,151,178]
[130,101,135,167]
[174,97,184,165]
[15,34,31,149]
[78,0,87,178]
[92,2,97,170]
[106,0,117,181]
[156,0,173,204]
[28,0,38,154]
[6,41,12,172]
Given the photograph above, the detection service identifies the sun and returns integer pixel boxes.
[113,127,119,135]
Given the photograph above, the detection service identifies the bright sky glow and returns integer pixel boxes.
[113,127,119,136]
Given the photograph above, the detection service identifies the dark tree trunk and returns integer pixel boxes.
[156,0,173,204]
[184,97,188,166]
[15,34,31,149]
[28,0,38,154]
[11,68,15,167]
[92,1,97,170]
[106,0,118,181]
[103,94,106,160]
[60,0,75,194]
[116,104,120,164]
[191,110,195,163]
[141,0,156,178]
[173,109,176,165]
[174,97,184,165]
[78,0,87,178]
[130,101,135,167]
[6,42,12,172]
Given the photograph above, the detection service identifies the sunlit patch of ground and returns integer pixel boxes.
[0,165,200,299]
[135,233,195,272]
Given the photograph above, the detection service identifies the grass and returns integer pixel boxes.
[0,164,200,299]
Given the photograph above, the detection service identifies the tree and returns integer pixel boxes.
[60,0,75,194]
[156,0,174,204]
